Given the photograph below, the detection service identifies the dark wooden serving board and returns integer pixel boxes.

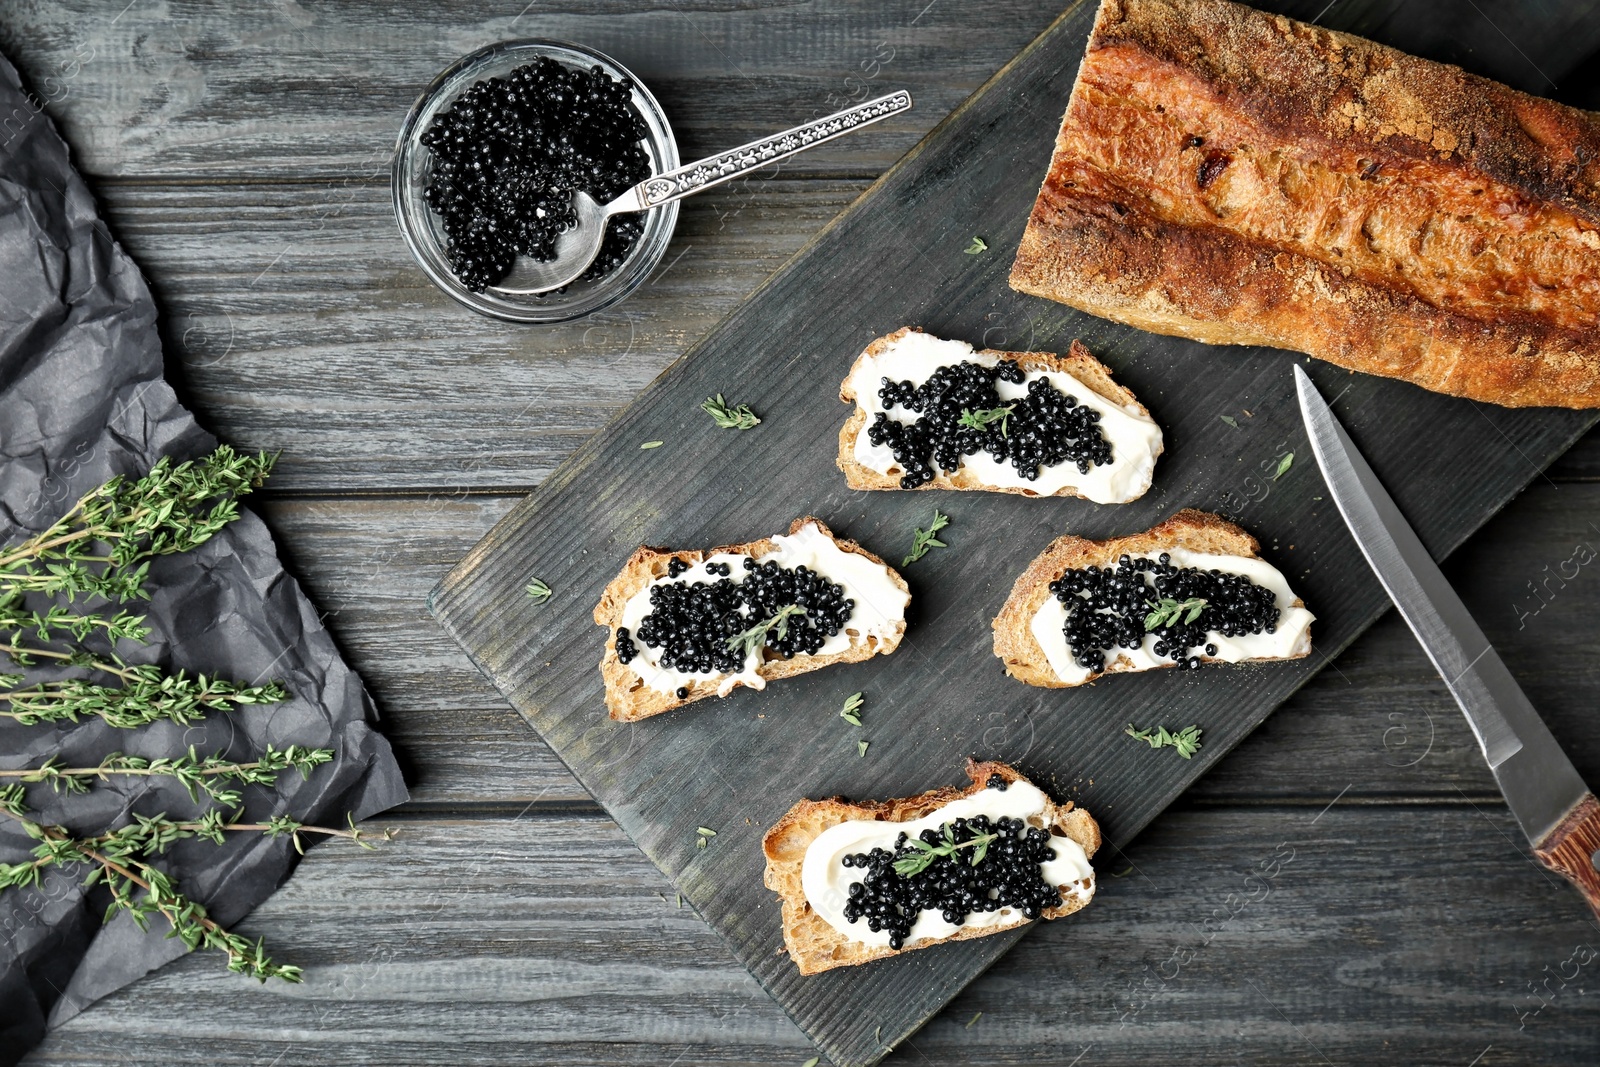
[431,2,1600,1063]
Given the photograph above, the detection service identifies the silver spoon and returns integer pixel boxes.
[491,90,912,296]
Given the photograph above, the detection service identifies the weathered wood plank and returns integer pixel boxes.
[74,176,1600,492]
[92,179,864,491]
[21,806,1600,1065]
[0,0,1060,180]
[259,480,1600,810]
[426,0,1600,1059]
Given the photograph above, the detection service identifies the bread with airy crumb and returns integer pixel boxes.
[992,508,1310,687]
[762,759,1101,975]
[594,517,908,721]
[837,326,1160,498]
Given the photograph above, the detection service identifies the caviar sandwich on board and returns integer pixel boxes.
[838,327,1163,503]
[595,518,910,720]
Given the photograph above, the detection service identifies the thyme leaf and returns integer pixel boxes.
[839,691,864,727]
[1220,415,1239,428]
[701,394,761,431]
[958,405,1014,437]
[903,509,951,567]
[858,739,869,758]
[1144,596,1207,630]
[1273,451,1294,480]
[640,440,663,450]
[524,577,551,604]
[964,236,988,255]
[1125,722,1203,759]
[725,604,807,657]
[892,822,999,876]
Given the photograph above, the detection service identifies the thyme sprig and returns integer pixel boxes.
[0,794,390,981]
[839,691,864,726]
[0,661,287,728]
[1125,722,1203,759]
[0,446,275,602]
[0,744,333,806]
[0,596,150,645]
[701,394,761,431]
[1144,596,1207,630]
[903,509,950,567]
[892,822,999,877]
[725,604,807,656]
[958,405,1014,436]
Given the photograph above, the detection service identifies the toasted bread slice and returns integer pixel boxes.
[993,509,1312,687]
[763,759,1100,975]
[594,517,909,721]
[837,326,1162,502]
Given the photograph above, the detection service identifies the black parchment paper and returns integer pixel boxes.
[0,51,408,1061]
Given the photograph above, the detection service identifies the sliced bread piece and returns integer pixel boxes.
[595,517,909,721]
[763,759,1100,975]
[837,326,1163,503]
[993,508,1313,687]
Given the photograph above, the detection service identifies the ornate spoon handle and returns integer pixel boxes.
[636,91,912,209]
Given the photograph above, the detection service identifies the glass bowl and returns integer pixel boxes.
[392,39,680,324]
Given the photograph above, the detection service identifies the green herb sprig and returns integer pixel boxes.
[1144,596,1207,631]
[958,405,1014,436]
[0,446,274,603]
[0,791,391,980]
[0,744,333,806]
[0,661,287,729]
[1125,723,1203,759]
[701,394,761,431]
[839,692,864,726]
[892,822,999,877]
[725,604,807,656]
[903,509,950,567]
[524,578,551,604]
[964,236,988,255]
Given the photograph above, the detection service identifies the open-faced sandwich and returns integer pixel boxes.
[838,327,1163,503]
[994,509,1313,686]
[595,517,910,721]
[763,759,1100,974]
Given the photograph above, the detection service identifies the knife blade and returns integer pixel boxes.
[1294,365,1600,918]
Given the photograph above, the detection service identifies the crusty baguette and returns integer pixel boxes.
[762,759,1100,975]
[836,326,1159,498]
[1010,0,1600,408]
[992,508,1310,687]
[594,517,908,721]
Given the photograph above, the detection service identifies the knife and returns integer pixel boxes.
[1294,365,1600,919]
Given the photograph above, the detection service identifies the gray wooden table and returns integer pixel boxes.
[7,2,1600,1064]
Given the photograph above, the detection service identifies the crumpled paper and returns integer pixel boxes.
[0,50,409,1062]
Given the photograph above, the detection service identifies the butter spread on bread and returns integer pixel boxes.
[838,327,1162,503]
[994,509,1312,687]
[763,761,1099,975]
[595,518,908,721]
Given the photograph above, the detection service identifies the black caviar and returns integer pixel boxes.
[866,359,1113,489]
[620,557,856,675]
[421,56,651,292]
[841,810,1063,951]
[1049,552,1279,674]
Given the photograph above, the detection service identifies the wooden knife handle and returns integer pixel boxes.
[1532,793,1600,921]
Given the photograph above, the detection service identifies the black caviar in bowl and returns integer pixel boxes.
[419,56,651,293]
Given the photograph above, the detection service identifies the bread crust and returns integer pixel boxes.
[836,326,1161,497]
[992,508,1310,687]
[1010,0,1600,409]
[761,759,1101,975]
[594,517,909,721]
